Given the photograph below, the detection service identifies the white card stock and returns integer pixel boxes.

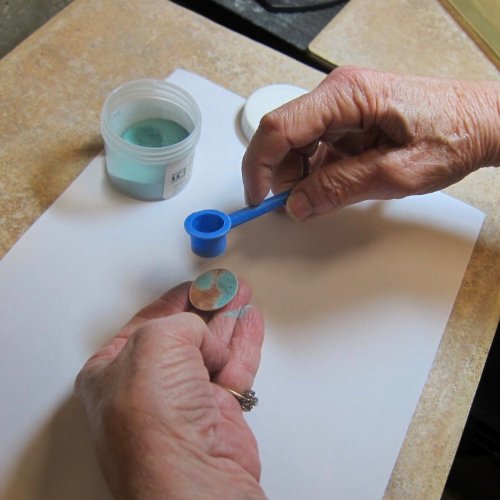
[0,69,484,500]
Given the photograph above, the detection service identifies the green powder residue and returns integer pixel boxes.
[120,118,189,148]
[223,305,252,319]
[194,271,215,291]
[215,271,238,309]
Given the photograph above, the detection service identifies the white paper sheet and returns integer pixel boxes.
[0,69,484,500]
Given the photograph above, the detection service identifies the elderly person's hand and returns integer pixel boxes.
[75,279,265,499]
[242,66,500,220]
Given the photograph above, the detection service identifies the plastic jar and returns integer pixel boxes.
[100,79,201,201]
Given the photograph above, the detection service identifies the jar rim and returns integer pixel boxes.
[100,79,201,161]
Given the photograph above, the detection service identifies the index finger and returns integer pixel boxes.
[242,91,326,205]
[242,67,375,206]
[212,303,264,405]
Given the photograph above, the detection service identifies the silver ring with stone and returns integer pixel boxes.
[225,388,258,412]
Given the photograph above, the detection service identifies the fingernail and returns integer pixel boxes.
[286,191,313,221]
[244,186,257,206]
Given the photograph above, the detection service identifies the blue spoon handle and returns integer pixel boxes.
[229,190,290,228]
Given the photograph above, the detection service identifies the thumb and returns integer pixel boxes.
[75,313,230,402]
[114,312,231,376]
[285,148,400,220]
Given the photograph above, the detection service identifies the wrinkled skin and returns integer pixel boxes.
[242,66,500,220]
[75,280,265,499]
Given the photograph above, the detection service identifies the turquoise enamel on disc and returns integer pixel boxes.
[189,269,239,311]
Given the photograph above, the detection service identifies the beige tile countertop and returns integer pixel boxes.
[0,0,498,498]
[308,0,499,79]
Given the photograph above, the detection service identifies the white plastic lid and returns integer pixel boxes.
[241,84,308,142]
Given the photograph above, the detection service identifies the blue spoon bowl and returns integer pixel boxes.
[184,190,290,257]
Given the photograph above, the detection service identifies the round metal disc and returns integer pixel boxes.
[189,269,239,311]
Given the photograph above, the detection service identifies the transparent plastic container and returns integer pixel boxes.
[100,79,201,201]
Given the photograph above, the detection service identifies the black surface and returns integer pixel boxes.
[444,323,500,499]
[261,0,344,11]
[211,0,346,51]
[172,0,346,68]
[469,323,500,435]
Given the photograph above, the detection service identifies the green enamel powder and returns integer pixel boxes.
[223,305,251,319]
[215,271,238,309]
[120,118,189,148]
[195,272,215,291]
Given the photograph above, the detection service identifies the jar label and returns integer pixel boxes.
[163,163,189,198]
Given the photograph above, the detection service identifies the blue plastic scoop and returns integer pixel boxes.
[184,190,289,257]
